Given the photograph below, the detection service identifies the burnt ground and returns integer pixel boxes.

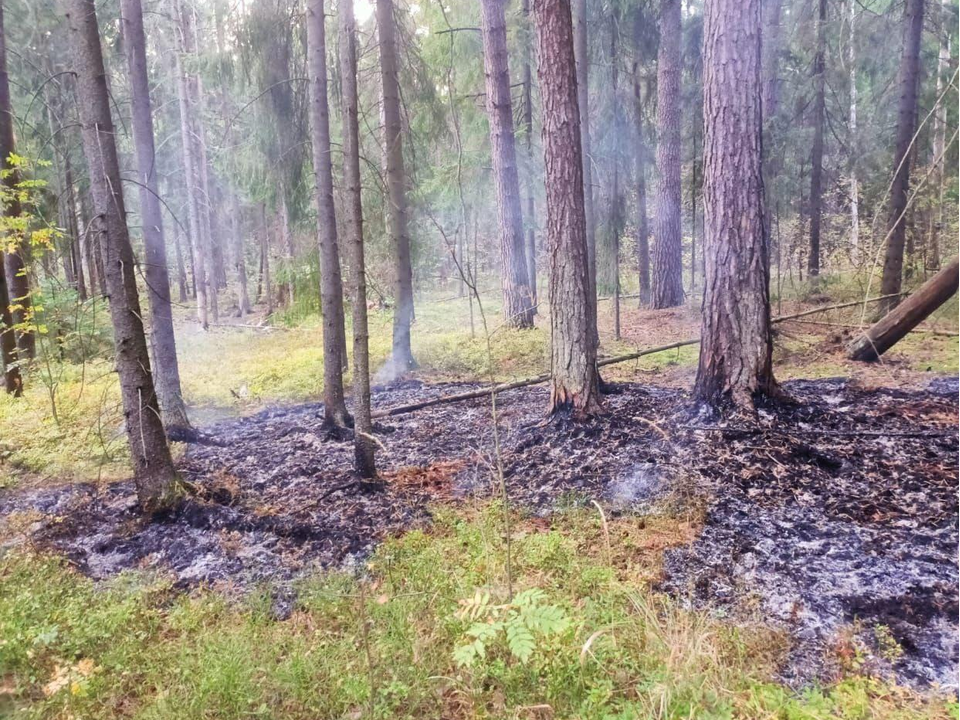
[0,377,956,688]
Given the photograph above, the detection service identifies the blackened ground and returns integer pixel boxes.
[0,378,956,688]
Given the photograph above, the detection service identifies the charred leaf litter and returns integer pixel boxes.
[1,376,957,689]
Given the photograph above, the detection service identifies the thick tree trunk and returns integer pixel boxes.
[340,0,377,478]
[174,0,208,329]
[0,2,33,360]
[121,0,190,432]
[879,0,925,315]
[377,0,416,373]
[0,24,20,398]
[695,0,777,409]
[534,0,601,415]
[520,0,538,307]
[65,0,179,511]
[481,0,534,329]
[573,0,598,346]
[307,0,350,428]
[849,258,958,361]
[652,0,684,309]
[808,0,827,278]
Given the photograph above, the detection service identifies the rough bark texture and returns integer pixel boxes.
[807,0,827,278]
[0,1,33,360]
[847,0,860,262]
[930,0,948,272]
[633,13,651,307]
[65,0,179,511]
[652,0,684,309]
[340,0,376,478]
[377,0,416,372]
[121,0,190,432]
[533,0,601,415]
[174,0,208,329]
[306,0,350,428]
[695,0,777,409]
[520,0,538,306]
[850,258,958,361]
[880,0,925,315]
[480,0,534,329]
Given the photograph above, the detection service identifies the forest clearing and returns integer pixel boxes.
[0,0,958,717]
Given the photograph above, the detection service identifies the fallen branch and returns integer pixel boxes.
[786,318,958,337]
[370,293,911,419]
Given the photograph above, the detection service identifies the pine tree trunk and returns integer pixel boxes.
[847,0,860,263]
[0,2,34,360]
[340,0,377,478]
[695,0,777,409]
[174,0,208,329]
[808,0,827,278]
[534,0,601,415]
[65,0,179,511]
[481,0,534,329]
[652,0,684,309]
[377,0,416,372]
[520,0,538,307]
[633,13,651,307]
[761,0,783,256]
[307,0,350,427]
[930,0,948,272]
[231,193,251,315]
[880,0,925,315]
[121,0,190,432]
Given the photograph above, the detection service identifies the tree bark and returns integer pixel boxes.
[520,0,538,307]
[377,0,416,373]
[847,0,860,263]
[121,0,190,432]
[808,0,827,278]
[652,0,684,309]
[695,0,777,409]
[930,0,949,272]
[65,0,179,511]
[0,1,33,360]
[850,257,958,361]
[0,243,17,394]
[340,0,377,478]
[879,0,925,315]
[480,0,534,329]
[633,13,651,307]
[307,0,350,428]
[534,0,601,415]
[174,0,208,329]
[230,193,250,315]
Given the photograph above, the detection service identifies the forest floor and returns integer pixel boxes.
[0,280,958,718]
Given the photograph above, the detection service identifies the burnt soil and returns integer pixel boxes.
[1,377,956,688]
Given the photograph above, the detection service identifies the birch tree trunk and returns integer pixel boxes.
[534,0,601,415]
[695,0,777,409]
[653,0,684,308]
[306,0,350,428]
[480,0,534,329]
[340,0,377,478]
[121,0,190,432]
[65,0,179,511]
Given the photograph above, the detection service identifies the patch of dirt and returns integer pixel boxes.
[0,377,956,689]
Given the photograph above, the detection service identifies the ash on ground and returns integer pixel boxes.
[0,377,955,688]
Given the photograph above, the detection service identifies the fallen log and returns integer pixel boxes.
[369,293,910,419]
[848,258,959,362]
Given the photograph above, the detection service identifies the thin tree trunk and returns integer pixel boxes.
[880,0,925,315]
[609,8,622,338]
[65,0,179,511]
[262,204,273,314]
[307,0,350,427]
[340,0,377,478]
[761,0,783,254]
[847,0,860,263]
[0,242,18,393]
[520,0,538,307]
[377,0,416,372]
[534,0,601,415]
[0,12,19,398]
[633,14,651,307]
[0,2,33,360]
[121,0,190,432]
[653,0,684,308]
[480,0,534,329]
[573,0,598,345]
[808,0,827,279]
[231,193,250,315]
[695,0,777,409]
[174,0,208,329]
[930,0,948,272]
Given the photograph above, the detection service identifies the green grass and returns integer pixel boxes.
[1,505,953,719]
